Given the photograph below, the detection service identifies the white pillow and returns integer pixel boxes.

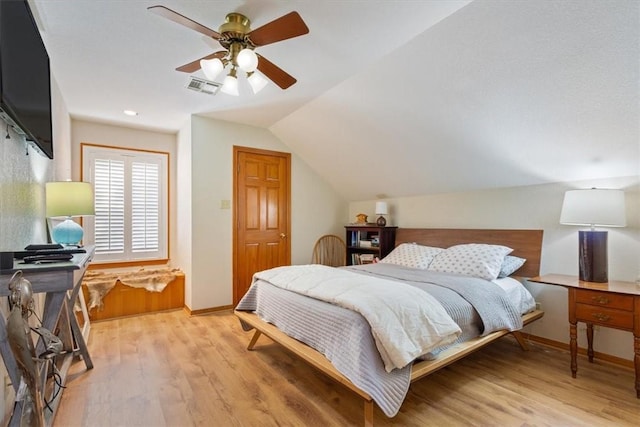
[428,243,513,280]
[498,255,526,278]
[380,243,444,269]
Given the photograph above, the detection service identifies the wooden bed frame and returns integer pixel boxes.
[234,228,545,426]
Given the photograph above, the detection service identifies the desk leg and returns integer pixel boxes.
[586,323,594,363]
[66,299,93,370]
[570,321,578,378]
[65,281,93,370]
[634,333,639,398]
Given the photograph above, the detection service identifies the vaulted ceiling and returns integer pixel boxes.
[32,0,639,201]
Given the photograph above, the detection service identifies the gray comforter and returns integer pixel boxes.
[345,263,523,335]
[236,263,523,417]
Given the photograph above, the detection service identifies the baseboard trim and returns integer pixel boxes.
[184,305,234,316]
[522,332,634,370]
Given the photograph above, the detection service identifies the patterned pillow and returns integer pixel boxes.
[428,243,513,280]
[498,256,526,278]
[380,243,444,269]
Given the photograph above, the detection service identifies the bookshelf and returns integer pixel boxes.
[345,225,397,265]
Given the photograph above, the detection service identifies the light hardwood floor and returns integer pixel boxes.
[54,310,639,426]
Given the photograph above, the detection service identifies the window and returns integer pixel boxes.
[82,144,168,264]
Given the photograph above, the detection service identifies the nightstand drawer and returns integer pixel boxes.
[575,290,634,311]
[575,303,634,329]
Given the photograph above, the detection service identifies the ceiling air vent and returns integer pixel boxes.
[186,76,221,95]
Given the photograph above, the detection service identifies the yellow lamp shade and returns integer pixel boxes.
[45,182,95,218]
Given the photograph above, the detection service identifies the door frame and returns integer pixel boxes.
[232,145,291,305]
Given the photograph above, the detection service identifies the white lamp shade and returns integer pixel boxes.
[221,74,239,96]
[46,182,95,218]
[237,48,258,72]
[375,201,388,215]
[200,58,224,81]
[560,189,626,227]
[247,72,268,94]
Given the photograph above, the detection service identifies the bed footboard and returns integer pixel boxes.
[235,310,375,426]
[234,309,543,426]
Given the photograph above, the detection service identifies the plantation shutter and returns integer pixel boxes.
[131,161,160,252]
[82,145,168,263]
[93,158,125,254]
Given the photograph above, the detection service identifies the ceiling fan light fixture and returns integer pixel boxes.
[200,58,224,81]
[221,71,239,96]
[237,48,258,72]
[247,71,268,94]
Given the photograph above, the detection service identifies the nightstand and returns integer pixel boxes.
[529,274,640,398]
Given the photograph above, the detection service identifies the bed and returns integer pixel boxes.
[234,228,544,426]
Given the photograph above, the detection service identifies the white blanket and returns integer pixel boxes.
[253,264,462,372]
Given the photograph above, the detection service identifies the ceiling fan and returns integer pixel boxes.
[148,5,309,95]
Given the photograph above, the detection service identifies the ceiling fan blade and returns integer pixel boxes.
[248,11,309,47]
[148,5,220,39]
[256,54,297,89]
[176,51,227,73]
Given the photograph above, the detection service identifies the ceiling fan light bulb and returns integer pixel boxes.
[248,72,268,94]
[237,48,258,72]
[221,74,239,96]
[200,58,224,81]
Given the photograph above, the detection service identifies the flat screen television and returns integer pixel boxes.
[0,0,53,159]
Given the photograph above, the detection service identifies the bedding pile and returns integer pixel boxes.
[251,264,462,371]
[236,262,532,416]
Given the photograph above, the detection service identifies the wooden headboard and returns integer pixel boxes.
[395,228,543,278]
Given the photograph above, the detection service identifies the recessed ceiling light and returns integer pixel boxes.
[123,110,138,116]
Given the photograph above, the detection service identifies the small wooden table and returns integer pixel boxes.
[0,247,94,425]
[529,274,640,398]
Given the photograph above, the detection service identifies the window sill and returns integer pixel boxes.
[88,258,170,270]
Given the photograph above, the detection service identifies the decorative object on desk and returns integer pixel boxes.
[7,271,45,427]
[375,201,388,226]
[560,188,626,282]
[46,181,95,246]
[355,213,368,224]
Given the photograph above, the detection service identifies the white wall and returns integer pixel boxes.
[70,120,179,264]
[187,115,347,310]
[175,118,193,307]
[50,77,71,180]
[350,176,640,361]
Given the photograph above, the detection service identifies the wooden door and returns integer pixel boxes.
[233,146,291,305]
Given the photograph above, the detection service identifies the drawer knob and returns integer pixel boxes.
[591,296,610,305]
[592,313,611,322]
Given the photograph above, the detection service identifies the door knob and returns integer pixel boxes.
[280,233,287,239]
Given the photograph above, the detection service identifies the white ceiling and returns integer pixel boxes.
[31,0,639,201]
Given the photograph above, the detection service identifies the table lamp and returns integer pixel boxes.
[560,188,626,282]
[375,201,388,226]
[45,181,95,246]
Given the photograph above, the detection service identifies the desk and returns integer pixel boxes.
[529,274,640,398]
[0,247,94,425]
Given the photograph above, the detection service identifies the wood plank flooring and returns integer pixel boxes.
[54,310,639,426]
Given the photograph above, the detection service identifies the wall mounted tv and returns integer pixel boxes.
[0,0,53,159]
